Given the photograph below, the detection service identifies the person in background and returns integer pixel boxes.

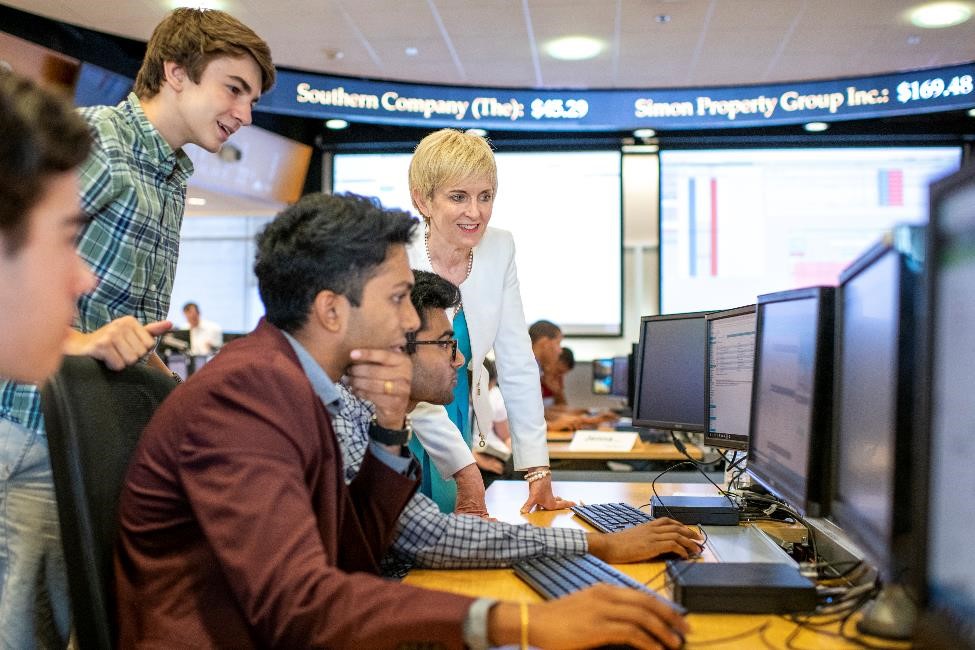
[182,301,223,355]
[115,193,691,649]
[0,9,273,645]
[406,128,572,516]
[529,319,565,407]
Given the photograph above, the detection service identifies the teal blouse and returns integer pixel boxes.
[408,308,472,513]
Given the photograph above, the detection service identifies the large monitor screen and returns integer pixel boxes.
[659,147,960,313]
[333,150,622,336]
[748,287,834,516]
[632,313,707,431]
[705,305,756,451]
[923,166,975,645]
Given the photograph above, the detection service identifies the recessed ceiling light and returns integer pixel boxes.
[543,36,605,61]
[325,119,349,130]
[804,121,829,132]
[655,14,671,23]
[633,128,657,138]
[907,1,972,28]
[169,0,225,9]
[187,197,207,206]
[907,35,922,44]
[466,128,488,137]
[405,46,419,57]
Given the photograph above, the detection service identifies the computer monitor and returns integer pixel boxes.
[631,312,709,431]
[591,358,613,394]
[627,344,637,409]
[157,329,190,357]
[609,356,629,398]
[221,331,247,346]
[914,165,975,648]
[704,305,757,451]
[830,227,924,584]
[746,287,834,517]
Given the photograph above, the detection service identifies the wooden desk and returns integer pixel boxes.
[547,439,703,461]
[404,481,863,649]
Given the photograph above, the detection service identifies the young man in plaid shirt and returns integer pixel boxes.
[0,9,273,645]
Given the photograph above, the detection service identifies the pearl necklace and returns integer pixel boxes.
[424,227,473,317]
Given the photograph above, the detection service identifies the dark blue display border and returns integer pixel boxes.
[257,63,975,131]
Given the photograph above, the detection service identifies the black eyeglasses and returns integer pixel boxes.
[409,338,458,362]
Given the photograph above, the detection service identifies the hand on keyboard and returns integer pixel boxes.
[500,583,688,650]
[588,517,705,564]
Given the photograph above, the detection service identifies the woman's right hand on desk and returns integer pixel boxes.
[489,583,688,649]
[587,518,704,564]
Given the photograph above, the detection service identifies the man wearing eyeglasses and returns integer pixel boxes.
[331,270,704,577]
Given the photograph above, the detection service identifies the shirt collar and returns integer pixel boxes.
[124,93,194,181]
[281,331,342,415]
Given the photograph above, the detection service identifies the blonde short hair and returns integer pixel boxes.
[408,129,497,215]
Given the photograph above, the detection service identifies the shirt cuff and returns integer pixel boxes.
[462,598,497,650]
[369,440,413,475]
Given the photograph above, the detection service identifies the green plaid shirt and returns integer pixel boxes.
[0,93,193,434]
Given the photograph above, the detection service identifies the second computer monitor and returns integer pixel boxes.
[632,312,708,431]
[609,356,629,398]
[704,305,757,451]
[830,227,924,584]
[747,287,835,517]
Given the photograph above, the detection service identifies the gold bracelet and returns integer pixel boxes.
[520,601,529,650]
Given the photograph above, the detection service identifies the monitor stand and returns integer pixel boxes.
[855,584,917,640]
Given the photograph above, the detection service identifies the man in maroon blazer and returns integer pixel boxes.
[115,192,689,649]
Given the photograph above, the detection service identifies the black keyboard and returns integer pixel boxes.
[513,553,662,601]
[571,502,654,533]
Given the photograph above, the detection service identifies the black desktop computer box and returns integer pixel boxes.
[650,495,740,526]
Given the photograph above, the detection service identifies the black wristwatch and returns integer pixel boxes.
[368,415,412,446]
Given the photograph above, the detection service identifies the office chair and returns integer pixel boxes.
[41,356,177,650]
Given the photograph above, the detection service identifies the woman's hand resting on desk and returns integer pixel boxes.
[520,471,576,513]
[587,518,705,564]
[488,583,688,650]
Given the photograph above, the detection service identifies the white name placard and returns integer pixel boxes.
[568,430,638,452]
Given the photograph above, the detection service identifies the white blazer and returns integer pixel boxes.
[407,222,550,478]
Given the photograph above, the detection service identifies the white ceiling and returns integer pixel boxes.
[7,0,975,90]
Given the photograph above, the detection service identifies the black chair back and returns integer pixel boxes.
[41,356,176,650]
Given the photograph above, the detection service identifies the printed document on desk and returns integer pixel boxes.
[568,430,638,452]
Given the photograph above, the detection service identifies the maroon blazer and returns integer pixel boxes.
[115,320,474,648]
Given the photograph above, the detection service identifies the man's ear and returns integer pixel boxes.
[310,289,348,333]
[162,61,189,92]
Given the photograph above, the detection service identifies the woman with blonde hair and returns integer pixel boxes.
[406,128,572,515]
